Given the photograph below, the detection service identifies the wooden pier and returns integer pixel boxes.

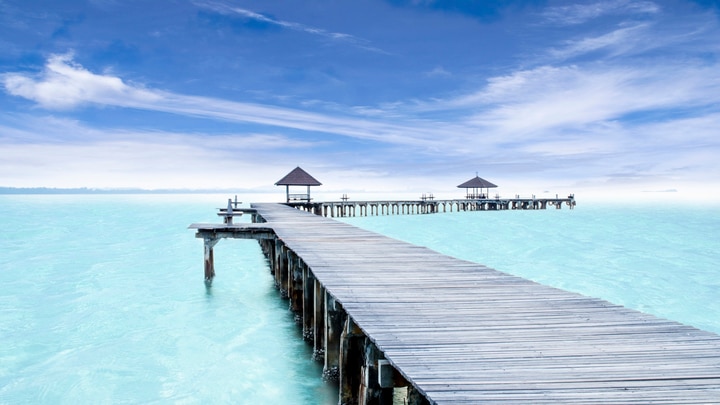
[190,203,720,404]
[287,196,575,217]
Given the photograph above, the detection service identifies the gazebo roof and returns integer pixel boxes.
[275,166,322,186]
[457,176,498,189]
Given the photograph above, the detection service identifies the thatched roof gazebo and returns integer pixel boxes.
[275,166,322,203]
[458,175,498,199]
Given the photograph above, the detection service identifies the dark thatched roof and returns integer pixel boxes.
[275,166,322,186]
[457,176,498,189]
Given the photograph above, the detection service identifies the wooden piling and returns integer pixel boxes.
[302,264,315,341]
[359,341,393,404]
[202,236,218,286]
[313,280,326,362]
[324,294,345,382]
[276,241,288,298]
[289,256,304,313]
[339,316,364,404]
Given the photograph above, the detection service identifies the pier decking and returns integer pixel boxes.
[190,203,720,404]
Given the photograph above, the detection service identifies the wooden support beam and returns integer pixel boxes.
[359,341,393,404]
[313,280,326,362]
[323,293,345,382]
[203,236,219,287]
[339,316,364,404]
[290,256,304,313]
[302,265,315,341]
[264,239,274,274]
[284,249,294,303]
[275,241,288,297]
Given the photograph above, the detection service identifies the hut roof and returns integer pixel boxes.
[275,166,322,186]
[457,176,498,189]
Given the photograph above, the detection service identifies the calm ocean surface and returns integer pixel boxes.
[1,194,718,404]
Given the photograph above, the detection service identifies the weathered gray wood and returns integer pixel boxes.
[302,264,314,341]
[324,293,344,382]
[202,236,217,286]
[287,196,575,217]
[248,203,720,404]
[313,279,326,362]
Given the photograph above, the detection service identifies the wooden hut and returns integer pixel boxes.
[458,175,497,199]
[275,166,322,203]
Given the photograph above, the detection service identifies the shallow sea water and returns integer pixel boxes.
[0,195,337,404]
[1,195,718,403]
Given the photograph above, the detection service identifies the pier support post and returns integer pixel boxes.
[289,256,303,313]
[359,341,394,404]
[302,265,315,341]
[339,316,364,405]
[203,236,219,287]
[313,280,326,362]
[264,239,275,273]
[324,293,345,382]
[276,242,289,298]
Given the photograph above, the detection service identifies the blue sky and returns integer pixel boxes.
[1,0,719,200]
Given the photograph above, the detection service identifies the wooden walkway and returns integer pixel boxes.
[287,195,575,217]
[192,203,720,404]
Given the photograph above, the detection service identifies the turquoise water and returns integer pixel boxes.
[0,195,337,404]
[1,195,718,403]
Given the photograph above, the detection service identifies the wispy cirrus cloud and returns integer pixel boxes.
[0,114,324,189]
[7,51,718,156]
[548,23,654,60]
[455,62,720,140]
[194,1,388,53]
[541,0,660,25]
[425,66,452,77]
[1,54,431,145]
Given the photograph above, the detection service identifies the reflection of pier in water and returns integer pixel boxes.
[190,202,720,405]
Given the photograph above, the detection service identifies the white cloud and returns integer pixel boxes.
[3,22,720,195]
[542,0,660,25]
[549,23,653,60]
[431,61,720,142]
[193,1,387,53]
[6,50,719,168]
[1,55,441,146]
[425,66,452,77]
[0,116,327,189]
[2,53,160,109]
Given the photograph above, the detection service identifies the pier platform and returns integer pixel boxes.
[190,203,720,404]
